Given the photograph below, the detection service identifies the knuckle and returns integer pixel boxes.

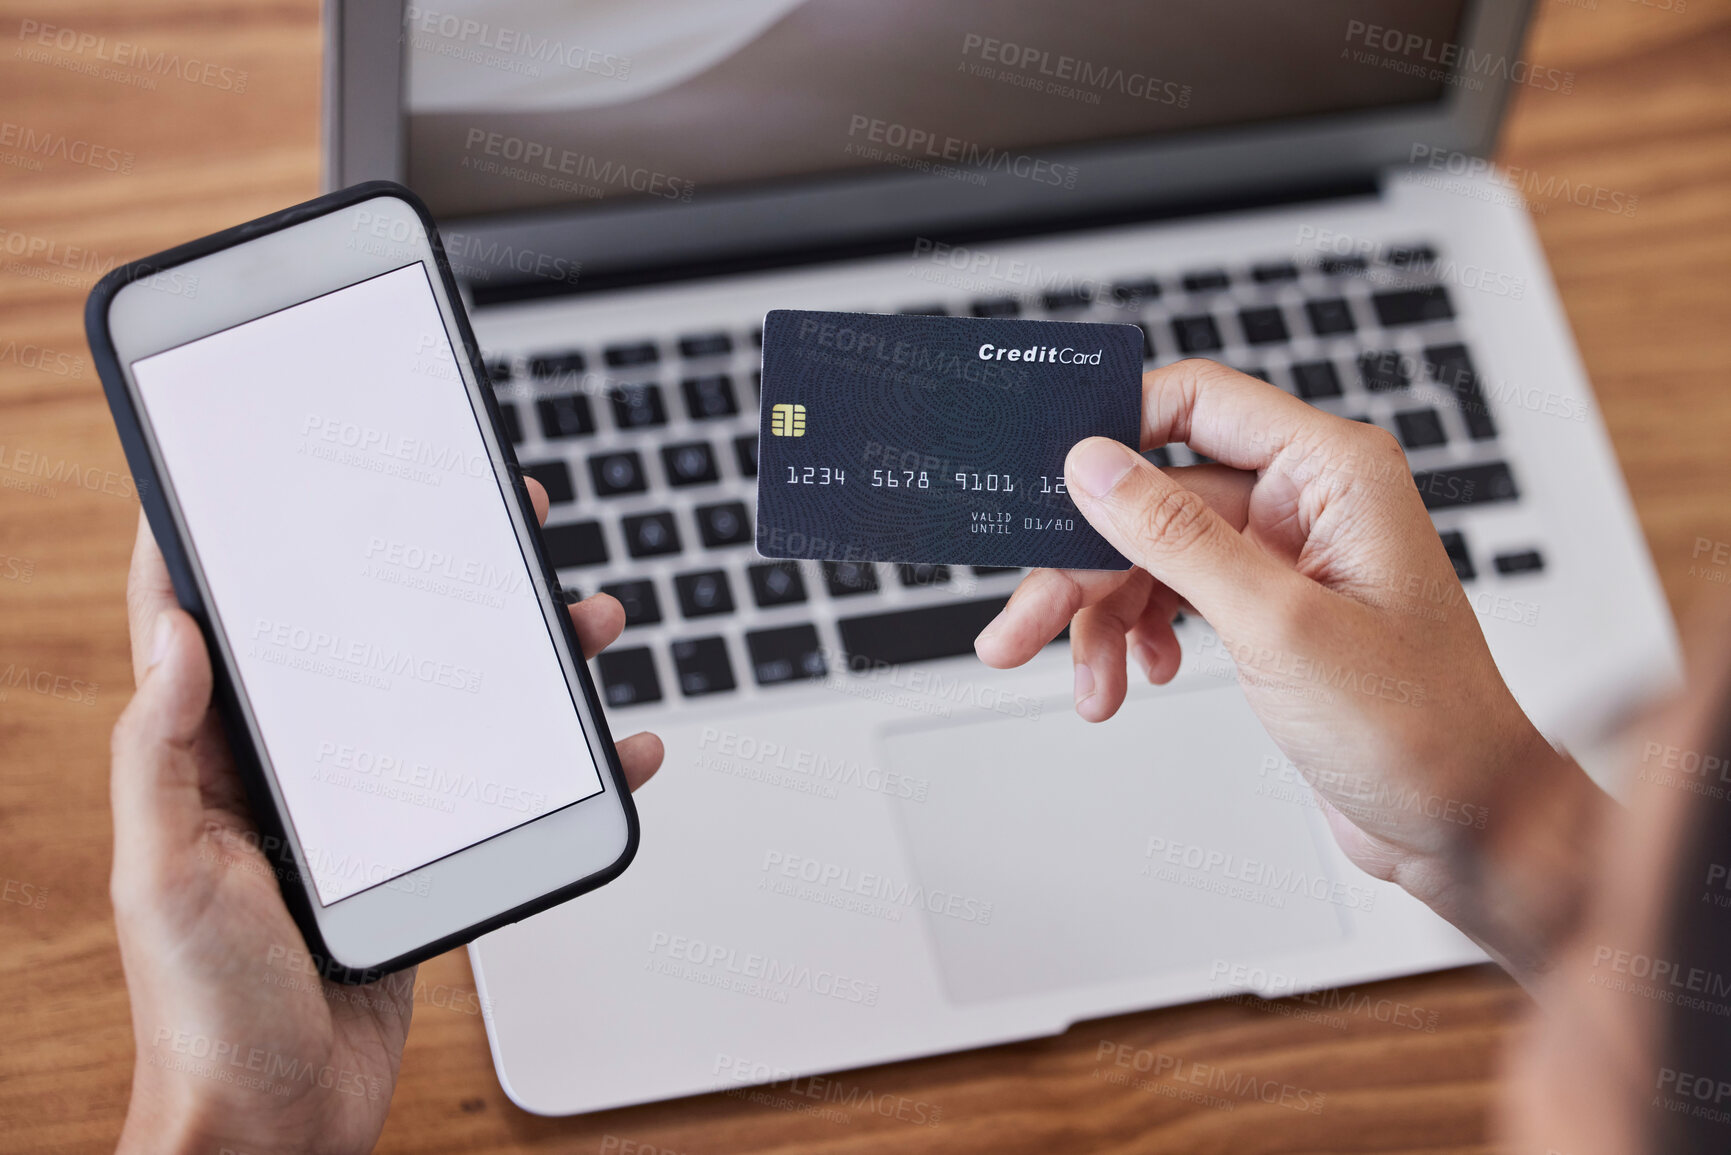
[1023,568,1087,626]
[1357,423,1405,461]
[1172,356,1224,376]
[1308,421,1403,489]
[1172,357,1237,393]
[1138,484,1213,551]
[1362,429,1411,489]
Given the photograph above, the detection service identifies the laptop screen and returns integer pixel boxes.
[404,0,1470,222]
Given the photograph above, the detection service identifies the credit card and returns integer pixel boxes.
[755,309,1142,571]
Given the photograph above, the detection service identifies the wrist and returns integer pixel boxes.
[116,1069,230,1155]
[119,1053,304,1155]
[1402,719,1611,985]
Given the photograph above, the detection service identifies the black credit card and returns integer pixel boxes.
[755,309,1141,571]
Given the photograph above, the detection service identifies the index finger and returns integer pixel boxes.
[1142,359,1346,471]
[975,463,1254,668]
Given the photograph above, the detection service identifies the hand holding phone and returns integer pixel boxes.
[88,183,649,979]
[111,503,661,1153]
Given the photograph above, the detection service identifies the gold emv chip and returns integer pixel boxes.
[770,402,806,436]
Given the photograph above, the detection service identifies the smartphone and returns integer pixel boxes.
[85,181,637,981]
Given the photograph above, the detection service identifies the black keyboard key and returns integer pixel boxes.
[1395,408,1448,450]
[1373,285,1454,327]
[746,624,827,685]
[1238,306,1289,345]
[662,441,719,487]
[599,579,661,627]
[596,647,660,707]
[1424,344,1497,440]
[521,460,575,503]
[734,434,759,478]
[1387,244,1438,270]
[1318,255,1368,276]
[970,297,1020,317]
[1171,314,1222,354]
[674,570,733,618]
[622,511,681,558]
[823,561,879,597]
[750,370,761,399]
[497,401,524,444]
[1291,361,1342,401]
[1359,350,1413,392]
[681,374,738,420]
[1250,261,1299,284]
[485,357,513,383]
[588,450,647,497]
[1237,367,1271,383]
[604,341,659,368]
[528,351,586,378]
[695,501,752,547]
[1110,278,1161,306]
[609,383,667,429]
[678,332,733,358]
[1413,462,1519,511]
[1041,289,1092,312]
[899,304,948,316]
[672,636,736,696]
[1182,269,1230,293]
[1305,298,1356,336]
[536,394,596,439]
[897,563,951,589]
[971,566,1022,576]
[1494,549,1545,576]
[542,520,607,568]
[560,586,582,604]
[751,328,763,347]
[1145,447,1174,467]
[748,561,807,607]
[837,597,1010,667]
[1439,530,1475,581]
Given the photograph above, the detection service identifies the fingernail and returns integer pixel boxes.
[148,612,174,670]
[1069,439,1135,498]
[1133,641,1158,681]
[1074,662,1096,704]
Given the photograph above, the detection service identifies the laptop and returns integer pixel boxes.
[325,0,1678,1115]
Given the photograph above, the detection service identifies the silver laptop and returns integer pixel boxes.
[326,0,1678,1115]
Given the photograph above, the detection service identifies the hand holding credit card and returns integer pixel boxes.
[754,309,1143,571]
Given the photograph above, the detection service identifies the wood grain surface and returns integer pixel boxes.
[1,1,1727,1151]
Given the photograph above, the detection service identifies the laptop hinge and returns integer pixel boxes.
[470,172,1382,309]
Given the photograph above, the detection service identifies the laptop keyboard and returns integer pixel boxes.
[482,240,1540,711]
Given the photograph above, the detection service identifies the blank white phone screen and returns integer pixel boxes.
[132,263,602,904]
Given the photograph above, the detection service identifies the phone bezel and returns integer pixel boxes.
[85,182,638,981]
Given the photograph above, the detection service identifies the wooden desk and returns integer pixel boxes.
[2,2,1726,1150]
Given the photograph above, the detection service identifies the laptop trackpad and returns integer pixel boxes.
[883,683,1351,1006]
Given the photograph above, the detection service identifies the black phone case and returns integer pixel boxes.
[84,180,639,984]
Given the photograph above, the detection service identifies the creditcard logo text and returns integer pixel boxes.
[770,403,807,437]
[977,343,1102,364]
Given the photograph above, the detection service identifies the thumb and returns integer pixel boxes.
[111,610,217,866]
[1065,437,1303,633]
